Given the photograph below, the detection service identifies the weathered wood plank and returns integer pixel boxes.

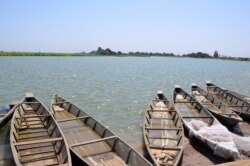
[70,136,116,147]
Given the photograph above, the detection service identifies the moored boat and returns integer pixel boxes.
[191,84,243,127]
[143,90,183,166]
[227,90,250,104]
[10,93,71,166]
[0,102,18,129]
[173,86,239,160]
[51,94,152,166]
[205,81,250,122]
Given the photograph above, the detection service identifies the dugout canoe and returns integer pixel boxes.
[173,86,239,159]
[227,90,250,104]
[191,84,243,127]
[10,93,72,166]
[0,102,17,129]
[205,81,250,122]
[51,94,152,166]
[143,90,183,166]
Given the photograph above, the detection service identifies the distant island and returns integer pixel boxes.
[0,47,249,62]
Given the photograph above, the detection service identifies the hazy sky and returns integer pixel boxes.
[0,1,250,57]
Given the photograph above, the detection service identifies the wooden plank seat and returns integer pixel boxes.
[147,109,176,113]
[20,152,58,164]
[18,128,47,135]
[15,115,51,125]
[182,116,213,118]
[18,132,50,141]
[18,124,46,130]
[14,137,63,146]
[145,127,182,131]
[23,110,36,114]
[70,136,117,148]
[19,119,46,123]
[175,101,198,103]
[149,117,174,120]
[19,146,55,157]
[17,142,53,151]
[52,101,70,105]
[22,102,40,104]
[15,114,50,119]
[148,145,182,150]
[148,136,179,140]
[21,120,44,125]
[57,116,90,123]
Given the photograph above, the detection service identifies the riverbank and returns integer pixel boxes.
[0,51,249,62]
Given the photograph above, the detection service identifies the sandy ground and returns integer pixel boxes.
[214,159,250,166]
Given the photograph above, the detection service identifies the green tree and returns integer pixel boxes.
[213,50,219,58]
[97,47,103,54]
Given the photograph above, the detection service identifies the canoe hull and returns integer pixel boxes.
[0,108,13,129]
[51,95,152,166]
[191,84,243,127]
[205,82,250,122]
[0,103,18,129]
[143,91,183,166]
[10,94,71,166]
[209,111,240,127]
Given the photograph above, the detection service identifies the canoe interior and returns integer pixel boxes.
[192,85,242,125]
[206,83,250,120]
[52,96,151,166]
[144,92,183,166]
[10,96,70,166]
[173,87,214,125]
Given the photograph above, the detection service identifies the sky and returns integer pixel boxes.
[0,1,250,57]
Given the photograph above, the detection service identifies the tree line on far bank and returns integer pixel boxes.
[89,47,250,61]
[0,47,249,61]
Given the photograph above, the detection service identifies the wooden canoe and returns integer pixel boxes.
[227,90,250,104]
[191,84,243,127]
[143,90,183,166]
[51,94,152,166]
[205,81,250,122]
[173,86,239,159]
[0,102,17,129]
[10,93,72,166]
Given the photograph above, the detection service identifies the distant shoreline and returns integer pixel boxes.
[0,51,249,62]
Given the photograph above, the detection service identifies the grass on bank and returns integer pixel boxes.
[0,50,249,62]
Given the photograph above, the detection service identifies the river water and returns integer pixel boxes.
[0,56,249,165]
